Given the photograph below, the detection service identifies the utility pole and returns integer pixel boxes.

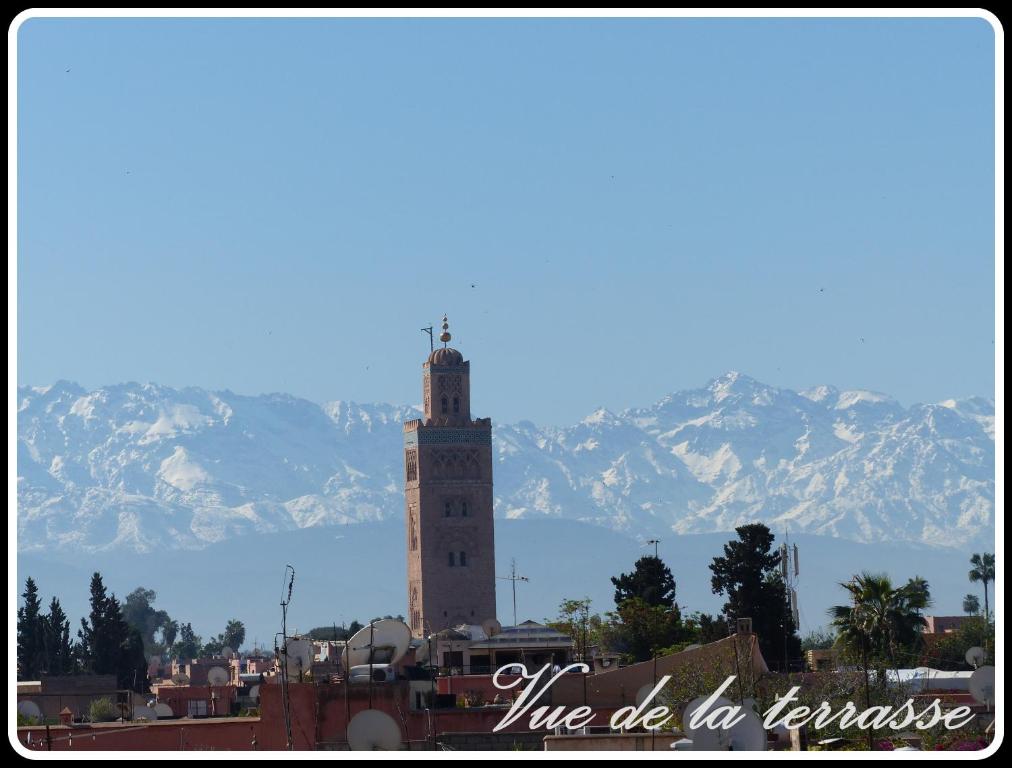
[496,559,529,627]
[278,565,295,751]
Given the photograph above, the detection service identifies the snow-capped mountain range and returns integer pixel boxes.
[17,372,995,553]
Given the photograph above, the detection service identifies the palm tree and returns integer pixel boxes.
[968,553,995,623]
[829,573,927,672]
[962,594,981,616]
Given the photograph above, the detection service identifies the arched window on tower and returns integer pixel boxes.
[453,396,460,413]
[441,396,448,414]
[444,500,452,517]
[461,501,468,517]
[448,552,456,567]
[459,551,467,567]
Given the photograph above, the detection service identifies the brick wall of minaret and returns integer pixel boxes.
[404,354,497,637]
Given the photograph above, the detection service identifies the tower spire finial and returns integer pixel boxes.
[439,315,451,346]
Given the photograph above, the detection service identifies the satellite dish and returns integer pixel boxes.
[221,646,235,659]
[969,666,995,706]
[284,638,313,678]
[349,663,397,683]
[171,672,190,686]
[249,685,260,702]
[346,709,402,751]
[342,620,411,670]
[154,703,174,719]
[132,705,158,721]
[691,722,731,751]
[481,618,502,638]
[17,700,42,720]
[682,695,734,739]
[727,709,767,751]
[635,684,656,707]
[965,646,986,668]
[414,638,433,667]
[207,666,229,686]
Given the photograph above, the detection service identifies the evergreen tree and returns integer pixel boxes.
[77,572,109,672]
[42,597,75,676]
[709,523,801,668]
[611,556,677,608]
[17,577,45,679]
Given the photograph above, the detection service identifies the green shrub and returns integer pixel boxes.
[89,697,119,723]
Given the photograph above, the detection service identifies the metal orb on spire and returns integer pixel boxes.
[439,315,451,346]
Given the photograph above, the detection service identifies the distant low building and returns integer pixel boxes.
[923,615,974,635]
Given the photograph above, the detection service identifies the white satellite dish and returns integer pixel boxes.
[965,646,986,668]
[481,617,502,639]
[635,684,655,707]
[221,646,235,659]
[969,666,995,706]
[17,700,42,720]
[249,685,260,702]
[346,709,402,751]
[682,695,734,739]
[349,663,397,683]
[284,638,314,678]
[171,672,190,686]
[414,638,433,667]
[342,620,411,670]
[727,709,767,751]
[132,705,158,721]
[207,666,229,686]
[154,703,174,719]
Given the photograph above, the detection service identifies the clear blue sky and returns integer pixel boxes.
[17,16,996,425]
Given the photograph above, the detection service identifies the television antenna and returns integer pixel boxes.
[645,539,661,558]
[496,558,529,627]
[276,563,296,750]
[420,325,434,353]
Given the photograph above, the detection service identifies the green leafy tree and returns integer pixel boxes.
[611,556,677,608]
[924,617,994,670]
[545,598,604,662]
[603,597,683,663]
[968,553,995,622]
[122,587,173,656]
[801,628,837,651]
[17,577,46,679]
[963,594,981,616]
[695,612,730,644]
[172,622,202,660]
[708,523,801,667]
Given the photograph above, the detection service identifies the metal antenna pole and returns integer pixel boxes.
[646,539,660,559]
[497,559,529,627]
[421,326,434,352]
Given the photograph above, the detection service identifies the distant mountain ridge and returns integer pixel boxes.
[17,373,995,553]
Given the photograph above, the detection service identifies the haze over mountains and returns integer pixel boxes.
[17,372,995,554]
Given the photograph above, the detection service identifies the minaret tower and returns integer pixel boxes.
[404,316,497,636]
